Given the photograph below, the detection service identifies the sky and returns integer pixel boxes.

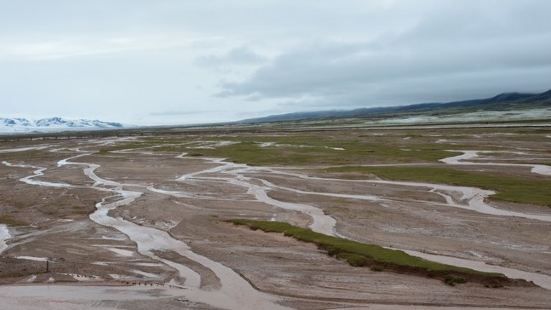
[1,0,551,125]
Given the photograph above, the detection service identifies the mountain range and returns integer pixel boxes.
[240,89,551,124]
[2,89,550,134]
[0,117,124,133]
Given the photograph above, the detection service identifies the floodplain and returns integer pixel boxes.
[0,123,550,309]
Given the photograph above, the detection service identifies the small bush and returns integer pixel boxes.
[370,265,384,272]
[444,275,467,286]
[338,253,367,267]
[322,245,341,257]
[484,280,504,288]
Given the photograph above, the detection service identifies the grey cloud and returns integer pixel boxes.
[150,109,215,116]
[219,0,551,107]
[2,0,551,125]
[195,47,266,67]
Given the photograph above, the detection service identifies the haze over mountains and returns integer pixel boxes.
[2,89,550,134]
[240,89,551,124]
[0,117,123,133]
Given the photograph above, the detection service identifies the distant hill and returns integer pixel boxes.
[240,89,551,123]
[0,117,124,133]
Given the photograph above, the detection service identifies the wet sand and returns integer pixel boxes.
[1,129,551,309]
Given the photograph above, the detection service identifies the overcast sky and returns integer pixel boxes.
[1,0,551,125]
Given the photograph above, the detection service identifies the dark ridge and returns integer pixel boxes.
[240,89,551,124]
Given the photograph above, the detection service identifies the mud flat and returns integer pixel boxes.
[441,150,551,176]
[1,125,551,309]
[56,155,290,310]
[0,285,193,310]
[261,167,551,222]
[174,158,551,290]
[3,161,74,188]
[0,145,50,154]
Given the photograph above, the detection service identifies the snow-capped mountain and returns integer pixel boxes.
[0,117,124,133]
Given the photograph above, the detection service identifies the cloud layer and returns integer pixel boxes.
[1,0,550,124]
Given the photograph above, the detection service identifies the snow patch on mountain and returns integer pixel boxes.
[0,117,124,133]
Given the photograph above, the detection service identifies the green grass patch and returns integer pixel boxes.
[324,166,551,207]
[97,141,161,153]
[0,150,48,161]
[229,219,511,286]
[195,139,460,166]
[93,133,462,165]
